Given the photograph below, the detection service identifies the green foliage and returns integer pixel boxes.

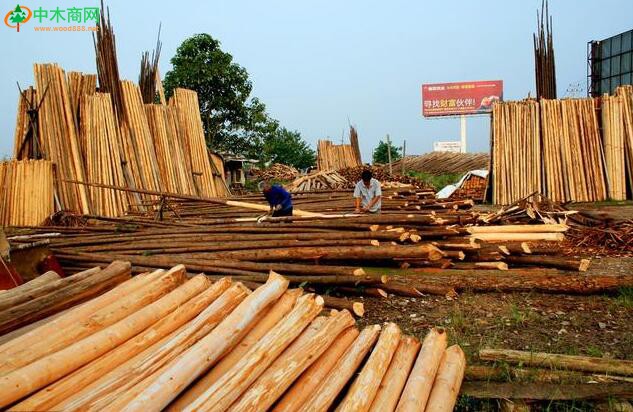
[260,127,316,169]
[164,33,315,168]
[615,287,633,309]
[372,140,402,164]
[407,171,462,190]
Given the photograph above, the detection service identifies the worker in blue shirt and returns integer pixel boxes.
[262,181,293,217]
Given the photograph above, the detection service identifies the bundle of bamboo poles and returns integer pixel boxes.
[170,88,226,198]
[541,98,606,202]
[0,160,54,227]
[119,80,163,195]
[145,104,197,195]
[492,98,609,204]
[79,93,129,217]
[533,0,556,100]
[0,268,465,411]
[66,71,96,126]
[317,139,362,171]
[34,63,91,214]
[492,100,541,205]
[602,94,627,201]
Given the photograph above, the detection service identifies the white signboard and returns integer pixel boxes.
[433,141,462,153]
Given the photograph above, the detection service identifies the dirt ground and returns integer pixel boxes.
[337,255,633,411]
[356,256,633,362]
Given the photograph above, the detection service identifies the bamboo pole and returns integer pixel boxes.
[299,324,382,412]
[396,328,448,411]
[425,345,466,412]
[336,322,402,412]
[479,349,633,376]
[369,335,421,412]
[229,309,355,411]
[274,326,360,412]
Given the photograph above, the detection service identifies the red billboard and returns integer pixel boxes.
[422,80,503,117]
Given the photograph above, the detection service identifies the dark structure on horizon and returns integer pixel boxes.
[588,28,633,97]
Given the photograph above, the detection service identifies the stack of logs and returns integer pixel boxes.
[449,173,487,202]
[7,189,628,301]
[338,166,433,190]
[286,170,350,192]
[252,163,299,181]
[0,267,465,411]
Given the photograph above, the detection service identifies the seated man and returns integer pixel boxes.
[263,181,293,217]
[353,170,382,213]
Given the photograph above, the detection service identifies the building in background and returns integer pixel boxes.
[588,28,633,96]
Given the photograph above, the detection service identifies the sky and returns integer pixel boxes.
[1,0,633,162]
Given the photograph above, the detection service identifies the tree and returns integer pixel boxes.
[261,127,316,169]
[164,33,316,168]
[372,140,402,164]
[163,34,261,152]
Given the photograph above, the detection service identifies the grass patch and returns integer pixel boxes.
[615,287,633,309]
[406,171,463,190]
[585,346,604,357]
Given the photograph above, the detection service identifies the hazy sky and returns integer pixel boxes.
[1,1,632,161]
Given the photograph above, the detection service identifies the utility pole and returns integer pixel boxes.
[401,140,406,175]
[386,134,393,175]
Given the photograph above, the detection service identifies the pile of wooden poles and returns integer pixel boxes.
[316,139,362,171]
[390,152,490,176]
[0,261,131,336]
[251,163,299,181]
[286,170,350,192]
[0,160,54,227]
[449,173,487,202]
[6,186,625,298]
[491,96,618,204]
[0,268,465,411]
[11,63,230,220]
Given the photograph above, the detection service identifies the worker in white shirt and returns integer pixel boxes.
[353,170,382,213]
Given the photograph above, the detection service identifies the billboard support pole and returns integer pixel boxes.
[460,115,467,153]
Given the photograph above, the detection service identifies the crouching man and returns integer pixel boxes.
[263,181,293,217]
[353,170,382,213]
